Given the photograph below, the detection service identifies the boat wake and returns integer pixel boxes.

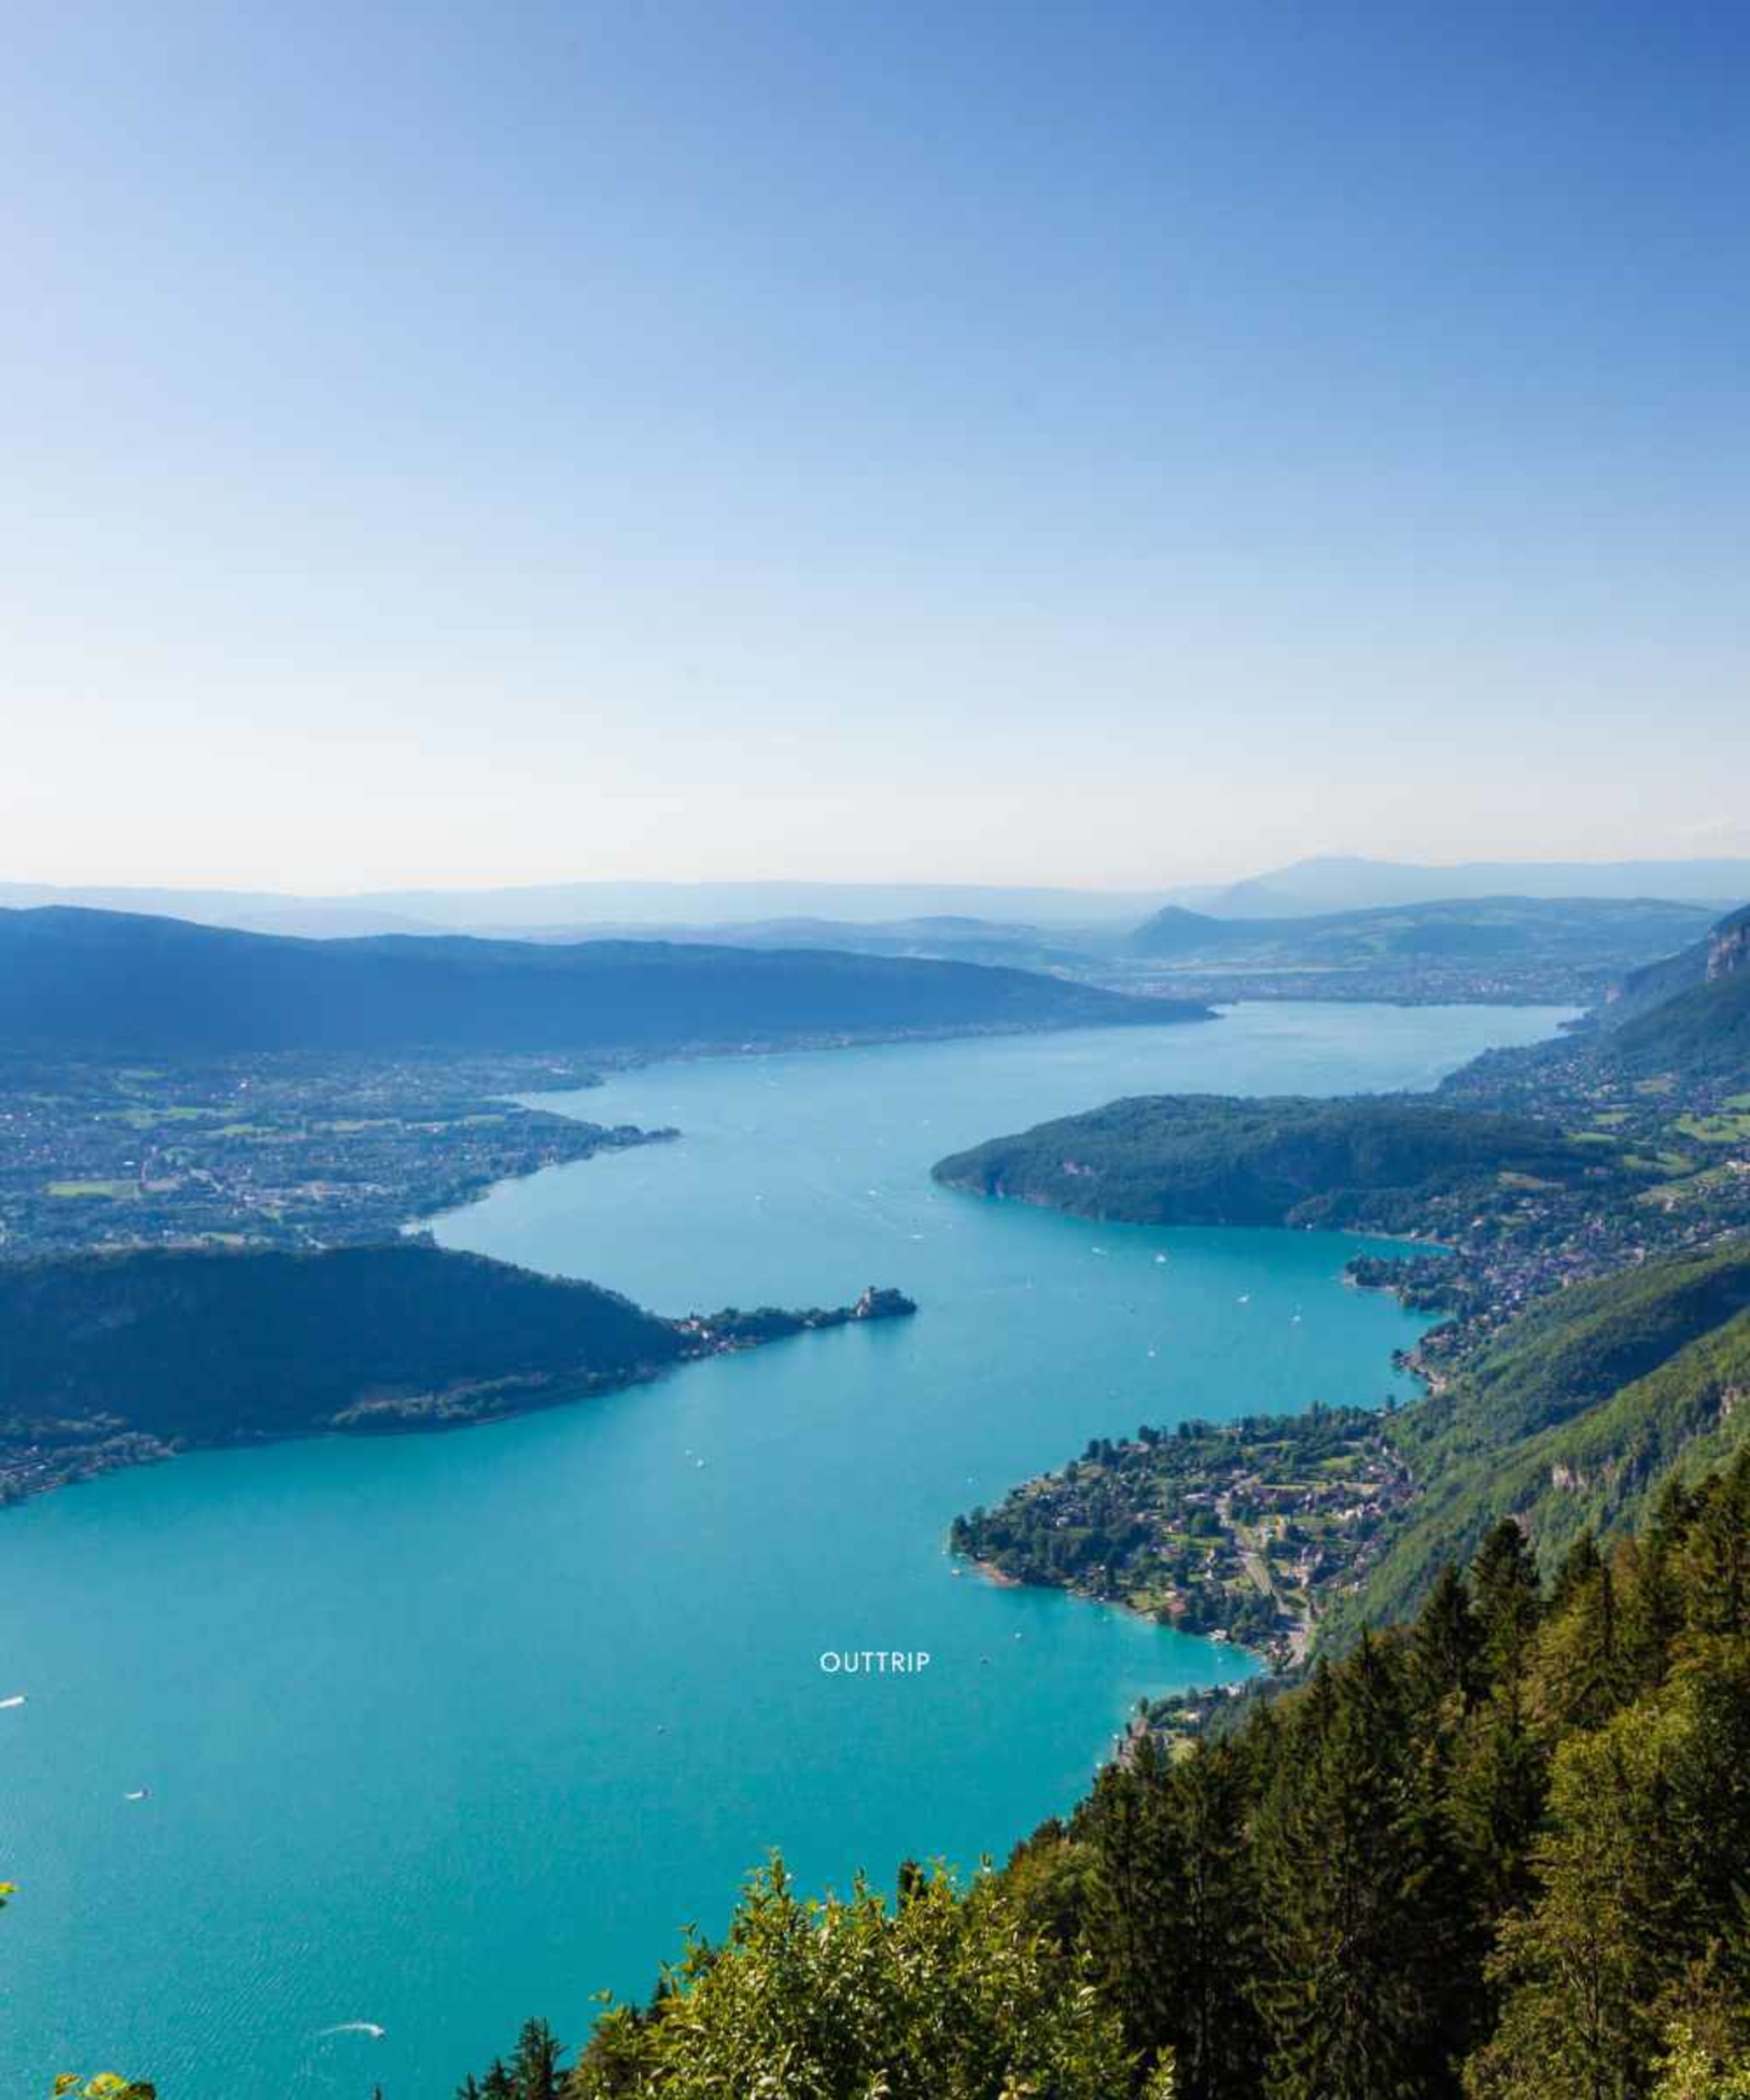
[319,2021,386,2040]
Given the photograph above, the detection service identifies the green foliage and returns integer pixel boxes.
[1079,1738,1264,2098]
[1465,1593,1750,2098]
[1250,1639,1471,2097]
[458,2019,569,2100]
[1649,2023,1750,2100]
[563,1857,1136,2099]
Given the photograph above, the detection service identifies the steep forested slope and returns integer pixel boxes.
[1609,965,1750,1079]
[1605,900,1749,1024]
[1342,1245,1750,1627]
[1402,1243,1750,1464]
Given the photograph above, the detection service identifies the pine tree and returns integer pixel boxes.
[509,2018,564,2100]
[1412,1563,1483,1717]
[1471,1521,1542,1688]
[1254,1636,1456,2099]
[1469,1704,1685,2097]
[1083,1739,1184,2069]
[1160,1742,1266,2100]
[1081,1733,1266,2099]
[1548,1532,1605,1616]
[1530,1540,1633,1733]
[1677,1450,1750,1640]
[1448,1675,1549,1924]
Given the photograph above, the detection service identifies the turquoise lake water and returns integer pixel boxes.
[0,1003,1571,2097]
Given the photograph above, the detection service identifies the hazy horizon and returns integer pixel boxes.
[7,4,1747,889]
[9,848,1750,904]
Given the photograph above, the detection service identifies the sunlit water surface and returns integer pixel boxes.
[0,1004,1571,2096]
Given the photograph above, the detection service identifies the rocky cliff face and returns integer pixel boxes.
[1705,905,1750,983]
[1607,900,1749,1021]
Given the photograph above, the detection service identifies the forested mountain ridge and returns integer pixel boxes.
[0,1241,913,1502]
[463,1457,1750,2099]
[931,1094,1611,1231]
[0,906,1195,1058]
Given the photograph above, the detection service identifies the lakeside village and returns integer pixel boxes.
[1357,1041,1747,1377]
[953,1406,1412,1680]
[0,1051,676,1257]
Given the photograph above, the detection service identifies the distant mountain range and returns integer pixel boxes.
[1126,895,1718,972]
[1188,853,1750,918]
[6,855,1747,940]
[0,879,1168,938]
[0,906,1196,1058]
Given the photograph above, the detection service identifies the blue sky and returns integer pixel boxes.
[4,2,1747,890]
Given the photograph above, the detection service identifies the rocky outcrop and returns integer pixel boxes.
[1705,905,1750,983]
[852,1285,918,1320]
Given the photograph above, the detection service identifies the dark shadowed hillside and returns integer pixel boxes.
[0,1241,685,1449]
[0,907,1199,1058]
[0,1241,913,1500]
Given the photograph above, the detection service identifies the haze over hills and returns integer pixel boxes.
[0,906,1192,1059]
[7,855,1747,941]
[1127,895,1716,971]
[1195,853,1750,918]
[0,878,1172,939]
